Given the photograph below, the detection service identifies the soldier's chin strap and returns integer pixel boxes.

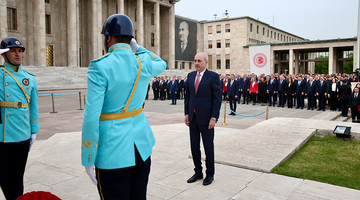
[105,35,109,53]
[4,52,19,67]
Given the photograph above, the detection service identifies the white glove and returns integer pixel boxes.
[29,133,37,151]
[130,38,140,53]
[85,165,98,185]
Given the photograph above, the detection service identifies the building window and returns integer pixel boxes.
[250,23,252,32]
[216,56,221,69]
[225,54,230,69]
[257,26,259,34]
[217,40,221,48]
[225,24,230,32]
[267,30,269,37]
[175,61,178,69]
[281,35,282,41]
[216,25,221,33]
[271,31,273,38]
[45,0,50,3]
[208,40,212,49]
[278,33,279,40]
[135,9,137,22]
[135,30,137,40]
[189,62,192,69]
[263,28,265,35]
[7,7,17,30]
[182,62,185,69]
[151,13,154,25]
[45,14,51,34]
[225,39,230,48]
[151,33,154,47]
[208,26,212,34]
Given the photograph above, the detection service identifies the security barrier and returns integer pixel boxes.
[39,92,83,113]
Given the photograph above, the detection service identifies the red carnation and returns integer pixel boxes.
[16,191,61,200]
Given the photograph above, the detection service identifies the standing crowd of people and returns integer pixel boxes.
[220,72,360,123]
[151,75,187,104]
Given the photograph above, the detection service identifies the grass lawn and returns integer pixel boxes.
[273,135,360,190]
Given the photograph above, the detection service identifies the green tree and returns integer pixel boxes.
[343,52,353,74]
[315,56,329,74]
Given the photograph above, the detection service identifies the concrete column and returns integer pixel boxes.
[137,0,144,45]
[91,0,102,60]
[270,50,274,74]
[117,0,124,14]
[354,43,357,71]
[168,5,175,70]
[294,50,299,74]
[0,0,7,64]
[329,47,336,74]
[289,49,294,75]
[67,0,78,67]
[34,0,46,66]
[154,2,160,55]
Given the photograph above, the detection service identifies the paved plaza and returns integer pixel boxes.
[1,95,360,200]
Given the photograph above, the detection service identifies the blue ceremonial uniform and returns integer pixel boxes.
[0,61,39,200]
[81,44,166,169]
[0,62,39,143]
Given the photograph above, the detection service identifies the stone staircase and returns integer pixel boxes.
[23,66,190,90]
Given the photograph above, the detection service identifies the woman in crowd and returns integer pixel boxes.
[258,77,267,106]
[285,76,295,108]
[223,78,229,101]
[328,78,338,111]
[249,77,258,105]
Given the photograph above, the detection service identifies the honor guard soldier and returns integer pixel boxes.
[0,37,40,200]
[82,14,166,200]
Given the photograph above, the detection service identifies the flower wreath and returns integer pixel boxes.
[16,191,61,200]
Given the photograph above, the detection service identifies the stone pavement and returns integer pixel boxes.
[1,99,360,200]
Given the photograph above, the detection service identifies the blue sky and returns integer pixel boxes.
[175,0,358,40]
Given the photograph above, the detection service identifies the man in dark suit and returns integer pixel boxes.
[349,87,360,122]
[227,74,239,116]
[177,76,184,99]
[152,77,159,100]
[182,76,187,99]
[338,79,352,117]
[169,76,178,105]
[305,77,317,110]
[159,77,167,100]
[241,74,250,104]
[294,76,305,109]
[184,52,222,186]
[267,75,278,107]
[277,75,286,107]
[316,77,327,111]
[237,76,243,104]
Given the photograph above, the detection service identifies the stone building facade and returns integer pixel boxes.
[0,0,179,68]
[176,16,305,74]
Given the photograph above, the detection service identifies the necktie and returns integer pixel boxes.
[230,81,233,87]
[195,73,201,94]
[321,82,322,87]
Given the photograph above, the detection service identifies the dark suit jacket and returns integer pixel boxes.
[267,79,278,92]
[305,81,317,95]
[338,85,351,100]
[159,81,167,90]
[185,69,222,125]
[285,81,295,95]
[294,80,305,94]
[277,80,286,93]
[169,81,178,93]
[152,80,159,89]
[316,81,327,94]
[242,77,250,90]
[349,93,360,109]
[227,80,239,96]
